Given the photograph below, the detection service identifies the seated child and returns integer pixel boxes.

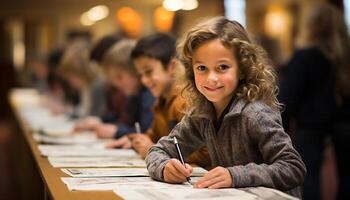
[145,17,306,198]
[57,40,105,118]
[76,39,155,144]
[108,33,211,169]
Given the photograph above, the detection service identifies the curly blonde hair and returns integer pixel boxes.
[177,17,280,111]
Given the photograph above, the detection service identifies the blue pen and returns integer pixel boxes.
[173,136,192,185]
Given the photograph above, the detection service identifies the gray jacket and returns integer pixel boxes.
[145,98,306,198]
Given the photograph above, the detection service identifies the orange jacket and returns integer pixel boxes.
[146,86,211,169]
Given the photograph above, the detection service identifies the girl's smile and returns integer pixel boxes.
[203,86,224,92]
[192,39,240,116]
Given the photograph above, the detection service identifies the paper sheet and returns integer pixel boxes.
[48,157,145,168]
[38,144,135,157]
[113,187,299,200]
[113,188,258,200]
[61,167,207,178]
[61,177,199,191]
[33,133,106,145]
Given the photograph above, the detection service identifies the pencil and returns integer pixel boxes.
[173,136,192,185]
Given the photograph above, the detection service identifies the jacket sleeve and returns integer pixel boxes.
[145,114,205,181]
[227,105,306,191]
[114,123,135,138]
[89,80,106,117]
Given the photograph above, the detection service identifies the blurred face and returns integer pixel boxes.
[134,56,173,98]
[30,61,48,79]
[67,74,85,90]
[192,39,240,112]
[107,67,139,96]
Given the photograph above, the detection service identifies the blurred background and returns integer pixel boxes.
[0,0,349,200]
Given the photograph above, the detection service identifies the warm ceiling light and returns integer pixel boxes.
[182,0,198,10]
[80,5,109,26]
[80,12,95,26]
[87,5,109,21]
[163,0,183,11]
[264,6,289,37]
[116,7,142,38]
[154,6,175,32]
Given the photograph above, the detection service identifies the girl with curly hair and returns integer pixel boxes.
[145,17,306,198]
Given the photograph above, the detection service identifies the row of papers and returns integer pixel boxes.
[12,88,299,200]
[113,187,298,200]
[61,167,207,178]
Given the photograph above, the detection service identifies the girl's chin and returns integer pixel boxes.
[203,96,221,103]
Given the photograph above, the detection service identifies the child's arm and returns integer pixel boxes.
[145,114,205,182]
[227,104,306,191]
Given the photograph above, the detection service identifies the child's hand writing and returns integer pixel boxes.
[163,159,193,183]
[105,135,131,149]
[128,134,154,159]
[194,166,232,189]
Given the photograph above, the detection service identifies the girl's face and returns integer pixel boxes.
[106,67,139,96]
[134,56,173,98]
[192,39,240,112]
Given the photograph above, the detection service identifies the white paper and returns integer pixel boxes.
[38,143,106,152]
[38,144,135,157]
[17,103,75,136]
[48,157,145,168]
[62,168,149,177]
[61,177,199,191]
[113,188,259,200]
[61,167,207,178]
[33,133,105,145]
[240,187,299,200]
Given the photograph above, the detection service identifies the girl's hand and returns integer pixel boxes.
[194,166,232,189]
[163,159,193,183]
[94,123,117,139]
[128,134,154,159]
[74,116,101,132]
[105,136,131,149]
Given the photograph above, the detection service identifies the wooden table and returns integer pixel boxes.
[9,91,122,200]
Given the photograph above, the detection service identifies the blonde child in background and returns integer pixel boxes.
[108,33,211,169]
[145,17,306,198]
[95,39,155,142]
[74,39,155,146]
[57,40,106,118]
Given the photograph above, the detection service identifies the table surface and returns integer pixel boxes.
[10,96,122,200]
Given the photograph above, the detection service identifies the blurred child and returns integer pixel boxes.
[145,17,306,198]
[79,39,155,143]
[279,3,350,200]
[57,40,105,117]
[108,33,211,169]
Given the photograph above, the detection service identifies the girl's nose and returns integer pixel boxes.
[207,71,218,83]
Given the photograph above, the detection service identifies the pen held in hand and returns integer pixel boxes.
[134,122,141,134]
[173,136,192,185]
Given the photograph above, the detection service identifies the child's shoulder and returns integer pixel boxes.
[239,100,280,121]
[171,93,186,110]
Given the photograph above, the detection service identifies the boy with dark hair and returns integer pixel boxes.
[108,33,211,169]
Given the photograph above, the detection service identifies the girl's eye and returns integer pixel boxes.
[196,65,206,72]
[218,64,230,71]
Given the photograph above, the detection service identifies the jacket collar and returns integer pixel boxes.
[153,84,179,111]
[194,97,248,121]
